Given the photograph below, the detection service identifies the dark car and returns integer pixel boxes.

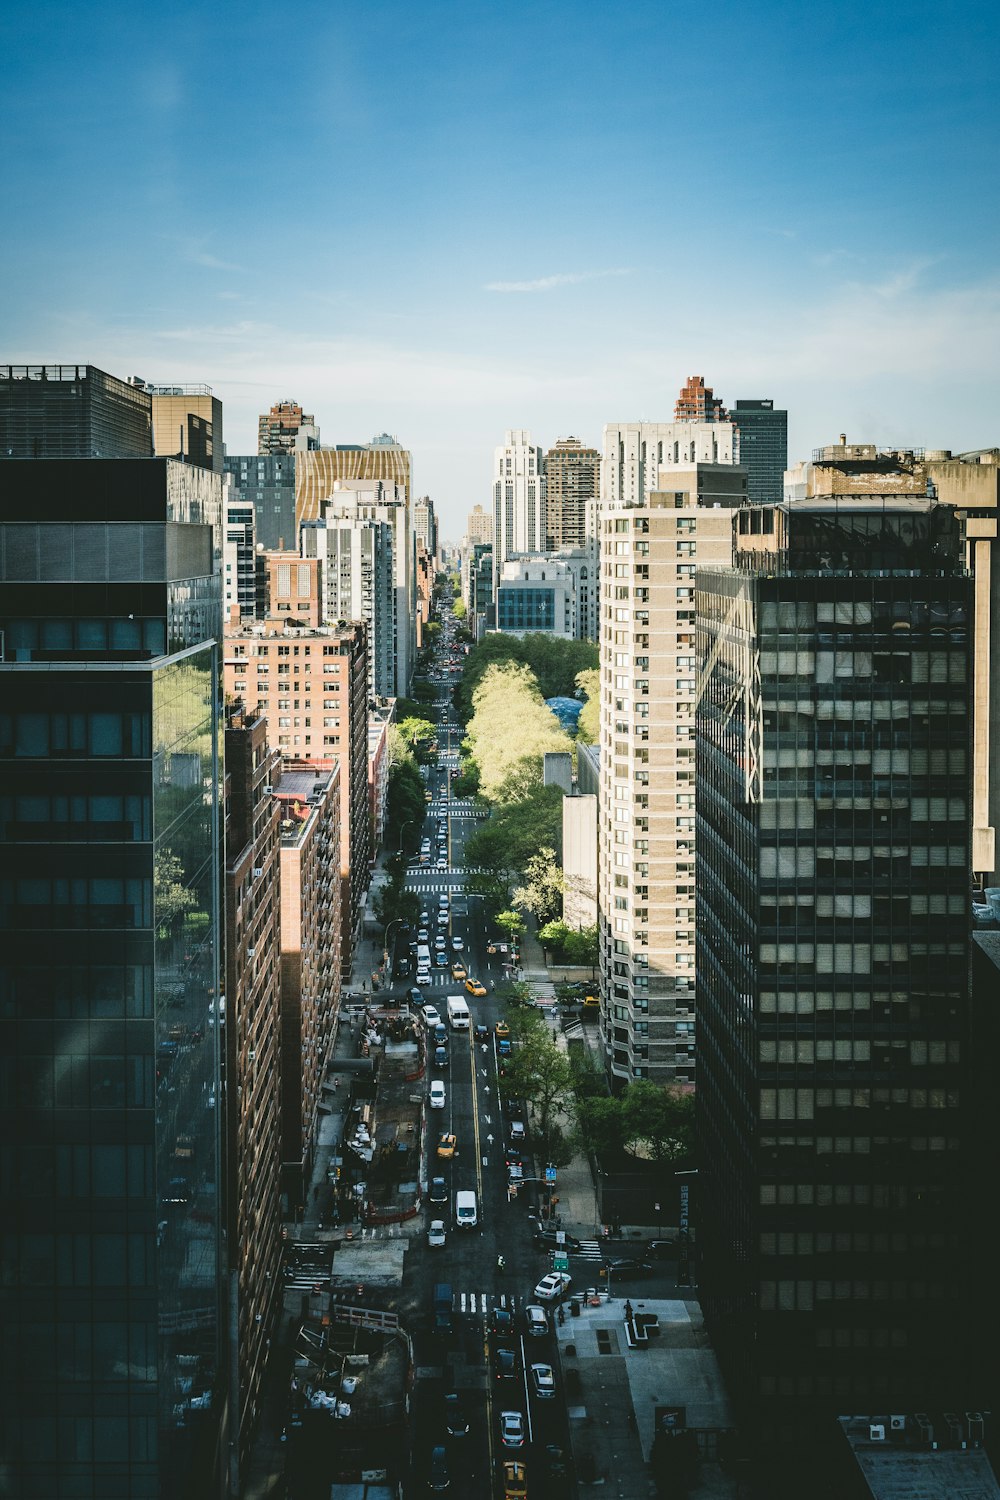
[428,1445,450,1491]
[532,1227,582,1252]
[433,1024,448,1047]
[646,1239,677,1260]
[429,1176,448,1205]
[493,1346,518,1381]
[444,1393,469,1438]
[497,1038,512,1057]
[602,1257,656,1278]
[490,1306,513,1336]
[434,1045,449,1070]
[474,1024,489,1044]
[504,1145,525,1166]
[545,1445,568,1478]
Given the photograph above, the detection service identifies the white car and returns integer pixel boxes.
[533,1271,572,1302]
[430,1081,446,1110]
[434,935,447,950]
[436,857,447,868]
[422,1004,442,1028]
[428,1220,446,1249]
[451,938,465,953]
[530,1362,556,1399]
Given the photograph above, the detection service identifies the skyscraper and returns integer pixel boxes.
[301,504,396,699]
[258,399,320,456]
[0,455,226,1497]
[674,374,729,423]
[544,436,600,550]
[597,464,746,1085]
[493,429,545,578]
[601,411,737,508]
[696,498,973,1446]
[732,397,787,505]
[413,495,438,559]
[224,452,298,553]
[1,362,152,458]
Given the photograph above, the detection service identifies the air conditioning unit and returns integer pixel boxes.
[868,1425,886,1443]
[966,1412,985,1445]
[889,1415,906,1432]
[247,948,256,958]
[915,1413,935,1447]
[253,868,264,878]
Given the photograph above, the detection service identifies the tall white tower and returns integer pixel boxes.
[493,429,545,581]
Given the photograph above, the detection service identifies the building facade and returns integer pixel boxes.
[732,397,787,506]
[1,362,153,458]
[493,429,545,580]
[146,382,224,474]
[0,456,225,1497]
[674,374,729,423]
[223,705,283,1485]
[544,436,599,551]
[496,555,577,637]
[597,468,745,1085]
[696,500,972,1440]
[223,453,298,553]
[413,495,438,560]
[275,766,341,1205]
[223,474,257,622]
[224,619,370,978]
[465,502,493,547]
[258,400,319,457]
[301,503,396,699]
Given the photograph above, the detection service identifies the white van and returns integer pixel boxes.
[447,996,470,1031]
[455,1189,478,1230]
[416,944,431,967]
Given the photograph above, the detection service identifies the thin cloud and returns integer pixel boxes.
[485,268,632,293]
[189,251,245,273]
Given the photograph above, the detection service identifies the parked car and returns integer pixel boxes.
[532,1227,582,1252]
[646,1239,678,1259]
[533,1271,572,1302]
[509,1120,526,1142]
[530,1363,556,1400]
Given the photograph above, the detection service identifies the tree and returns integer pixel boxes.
[562,925,598,967]
[495,909,526,944]
[501,985,542,1022]
[575,667,599,743]
[397,715,438,763]
[512,846,564,925]
[576,1095,627,1158]
[464,662,571,800]
[155,848,197,934]
[452,598,467,620]
[373,853,421,931]
[622,1081,695,1165]
[537,918,571,957]
[499,1032,577,1167]
[385,755,426,852]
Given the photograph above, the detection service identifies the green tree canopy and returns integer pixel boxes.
[621,1081,694,1165]
[495,909,526,942]
[454,632,598,721]
[575,667,599,743]
[464,662,571,799]
[512,846,564,926]
[452,598,467,620]
[499,1030,577,1167]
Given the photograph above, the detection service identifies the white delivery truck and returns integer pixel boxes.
[447,996,470,1031]
[455,1189,478,1230]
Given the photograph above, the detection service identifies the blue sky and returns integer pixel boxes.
[3,0,998,533]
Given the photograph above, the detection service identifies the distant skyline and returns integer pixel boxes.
[3,0,998,535]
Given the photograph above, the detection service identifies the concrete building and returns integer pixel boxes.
[463,541,494,637]
[493,428,545,580]
[413,494,438,560]
[544,436,600,550]
[146,381,224,473]
[597,467,745,1085]
[223,473,257,621]
[0,455,226,1497]
[224,452,298,553]
[296,453,415,694]
[496,554,577,637]
[368,705,395,861]
[563,792,598,928]
[602,373,738,510]
[223,704,283,1484]
[275,765,341,1205]
[732,397,787,505]
[466,502,493,546]
[224,618,370,978]
[301,502,396,699]
[696,499,973,1445]
[1,361,152,457]
[258,399,320,456]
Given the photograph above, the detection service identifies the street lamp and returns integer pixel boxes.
[381,917,406,990]
[397,817,419,855]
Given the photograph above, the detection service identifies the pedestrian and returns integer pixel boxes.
[624,1299,634,1320]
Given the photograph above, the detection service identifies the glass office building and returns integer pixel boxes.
[0,458,225,1498]
[1,364,153,460]
[733,398,787,506]
[696,500,974,1447]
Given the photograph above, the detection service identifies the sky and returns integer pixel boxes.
[2,0,999,536]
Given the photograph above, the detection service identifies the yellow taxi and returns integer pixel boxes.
[465,978,487,997]
[583,993,600,1009]
[502,1460,527,1500]
[451,963,468,981]
[494,1019,510,1039]
[436,1133,457,1159]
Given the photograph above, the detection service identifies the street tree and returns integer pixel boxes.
[499,1031,577,1166]
[621,1080,695,1165]
[512,846,564,925]
[494,909,526,945]
[575,667,599,743]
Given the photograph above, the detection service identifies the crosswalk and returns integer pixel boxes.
[576,1239,604,1262]
[457,1290,522,1315]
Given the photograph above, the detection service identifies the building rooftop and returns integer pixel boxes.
[837,1415,1000,1499]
